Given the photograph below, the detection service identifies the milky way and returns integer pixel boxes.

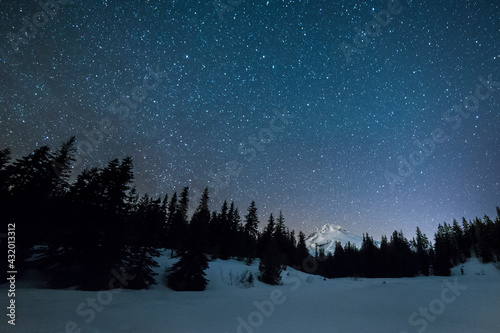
[1,0,499,239]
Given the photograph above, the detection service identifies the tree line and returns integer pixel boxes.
[0,138,309,290]
[308,211,500,279]
[0,138,499,291]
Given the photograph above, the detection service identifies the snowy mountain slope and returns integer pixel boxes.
[450,257,500,277]
[305,224,379,255]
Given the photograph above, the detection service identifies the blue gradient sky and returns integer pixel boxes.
[1,0,499,240]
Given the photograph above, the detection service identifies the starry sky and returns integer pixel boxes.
[1,0,499,240]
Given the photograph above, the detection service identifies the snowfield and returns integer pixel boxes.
[1,253,499,333]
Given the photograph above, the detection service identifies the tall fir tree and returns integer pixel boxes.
[286,230,297,266]
[258,214,282,285]
[218,200,232,259]
[8,145,55,266]
[169,187,190,253]
[413,227,431,276]
[388,231,416,277]
[478,215,495,263]
[293,231,310,269]
[258,213,275,257]
[50,136,77,197]
[273,210,289,264]
[231,205,244,259]
[331,241,346,277]
[226,202,241,258]
[165,192,178,253]
[360,233,379,277]
[434,225,452,276]
[343,242,360,277]
[189,187,210,253]
[244,201,259,264]
[167,188,209,291]
[62,157,134,290]
[378,235,390,277]
[460,217,472,258]
[3,139,75,275]
[123,194,162,289]
[493,207,500,261]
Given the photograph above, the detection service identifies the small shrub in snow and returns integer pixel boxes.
[235,270,254,288]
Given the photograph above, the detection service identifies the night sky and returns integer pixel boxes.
[1,0,499,240]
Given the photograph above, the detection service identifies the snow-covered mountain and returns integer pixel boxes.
[305,224,378,255]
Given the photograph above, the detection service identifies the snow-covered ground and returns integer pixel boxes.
[1,252,500,333]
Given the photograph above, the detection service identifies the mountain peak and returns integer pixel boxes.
[305,224,364,255]
[319,224,344,233]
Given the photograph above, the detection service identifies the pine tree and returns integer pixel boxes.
[189,187,210,253]
[494,207,500,261]
[448,219,461,264]
[55,157,135,290]
[273,210,289,264]
[323,253,335,278]
[167,240,209,291]
[293,231,309,268]
[96,158,134,289]
[468,219,479,255]
[167,188,209,291]
[428,245,436,275]
[434,225,451,276]
[413,227,430,276]
[478,215,494,263]
[451,219,465,262]
[159,193,168,245]
[44,138,78,264]
[177,187,190,221]
[286,230,297,266]
[0,147,10,170]
[461,217,472,258]
[378,235,390,277]
[4,140,77,285]
[244,201,259,264]
[208,210,219,256]
[258,213,275,258]
[231,206,245,259]
[388,231,416,277]
[258,214,282,285]
[8,145,55,265]
[219,200,232,259]
[343,242,360,277]
[8,145,54,198]
[50,136,76,197]
[274,211,286,246]
[360,233,379,277]
[165,192,178,253]
[123,194,162,289]
[331,241,346,277]
[169,187,189,252]
[227,202,242,258]
[6,141,77,273]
